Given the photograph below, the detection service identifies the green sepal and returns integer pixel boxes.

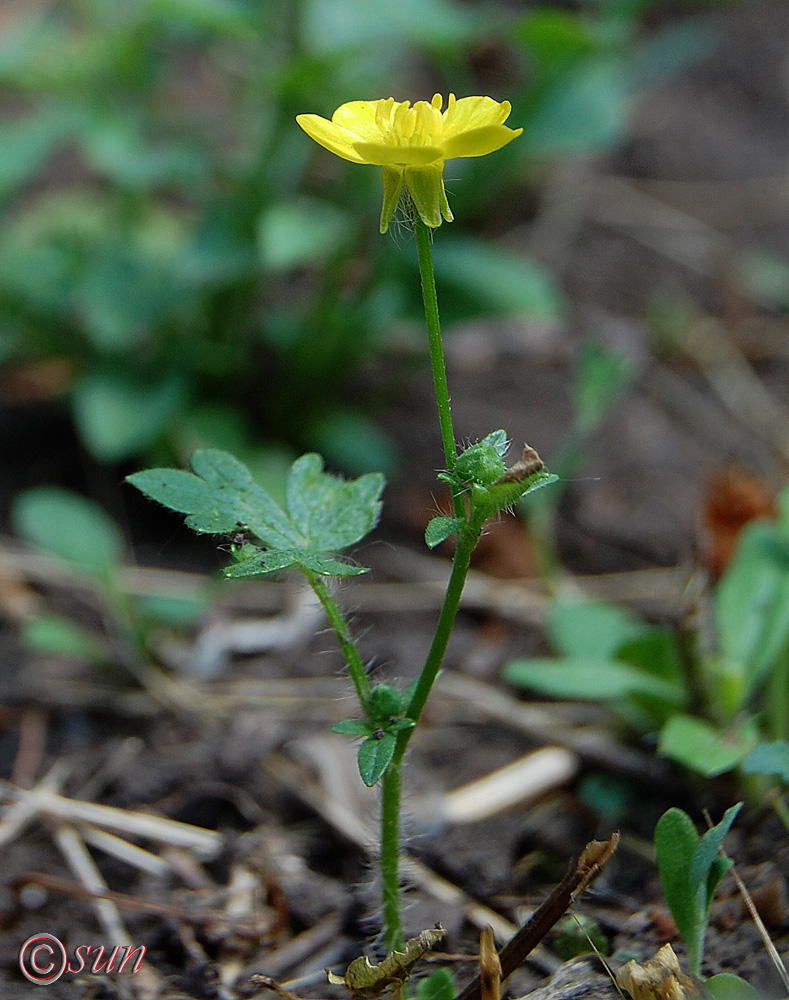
[332,719,374,737]
[469,468,558,520]
[404,162,452,228]
[370,684,406,720]
[380,165,404,234]
[454,440,507,487]
[425,515,465,549]
[358,732,397,786]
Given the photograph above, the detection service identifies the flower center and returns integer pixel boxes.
[374,98,444,148]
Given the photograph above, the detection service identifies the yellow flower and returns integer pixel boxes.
[296,94,522,234]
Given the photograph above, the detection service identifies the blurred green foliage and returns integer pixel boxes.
[0,0,710,475]
[505,486,789,797]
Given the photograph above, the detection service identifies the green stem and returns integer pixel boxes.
[414,218,464,519]
[304,570,373,716]
[766,643,789,741]
[380,763,403,952]
[377,524,480,951]
[403,525,479,730]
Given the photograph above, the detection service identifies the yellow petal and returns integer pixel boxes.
[296,114,367,163]
[442,124,523,159]
[404,162,452,228]
[379,165,404,234]
[332,100,391,143]
[442,96,512,137]
[352,142,443,167]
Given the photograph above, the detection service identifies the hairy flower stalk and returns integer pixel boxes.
[297,94,525,952]
[297,94,522,232]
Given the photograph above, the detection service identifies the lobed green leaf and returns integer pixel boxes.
[128,449,299,547]
[129,449,383,579]
[286,453,384,552]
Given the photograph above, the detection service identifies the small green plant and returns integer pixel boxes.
[504,487,789,810]
[128,94,557,955]
[652,804,761,999]
[11,486,205,672]
[655,803,742,979]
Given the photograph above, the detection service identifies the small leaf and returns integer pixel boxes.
[481,429,509,459]
[503,658,684,704]
[655,804,742,979]
[73,371,186,462]
[432,239,563,321]
[223,549,300,578]
[707,974,761,1000]
[22,614,106,663]
[332,719,374,736]
[654,807,703,976]
[526,56,630,156]
[411,967,455,1000]
[389,718,416,733]
[425,516,464,549]
[715,521,789,702]
[130,450,383,580]
[658,715,757,777]
[12,487,123,578]
[549,599,646,659]
[573,339,632,435]
[357,732,396,787]
[691,803,742,911]
[258,197,351,271]
[742,741,789,783]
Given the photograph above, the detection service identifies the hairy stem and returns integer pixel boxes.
[403,525,479,729]
[378,523,481,949]
[380,763,403,952]
[304,570,372,716]
[414,218,464,519]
